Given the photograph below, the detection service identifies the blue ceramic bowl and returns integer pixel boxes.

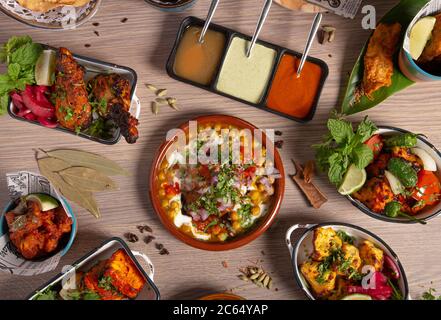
[144,0,197,12]
[0,197,77,258]
[399,48,441,82]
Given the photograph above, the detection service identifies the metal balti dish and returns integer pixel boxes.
[285,222,409,300]
[27,237,160,300]
[8,45,141,145]
[0,0,101,30]
[347,126,441,224]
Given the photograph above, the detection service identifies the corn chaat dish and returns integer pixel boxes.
[300,227,404,300]
[156,122,277,242]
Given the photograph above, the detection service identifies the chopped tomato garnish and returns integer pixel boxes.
[412,170,441,206]
[164,182,180,196]
[243,166,256,178]
[364,134,383,158]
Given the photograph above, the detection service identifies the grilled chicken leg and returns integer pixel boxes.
[55,47,92,131]
[88,74,139,144]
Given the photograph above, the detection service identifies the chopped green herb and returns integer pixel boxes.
[33,287,57,300]
[422,288,441,300]
[64,108,74,121]
[336,230,355,244]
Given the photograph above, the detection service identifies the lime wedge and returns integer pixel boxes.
[341,294,372,300]
[338,164,367,195]
[25,193,59,211]
[35,50,56,86]
[410,16,437,60]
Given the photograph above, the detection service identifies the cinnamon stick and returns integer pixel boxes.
[291,159,328,209]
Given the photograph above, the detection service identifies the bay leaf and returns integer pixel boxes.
[42,149,130,176]
[38,158,101,218]
[37,157,72,172]
[59,167,119,192]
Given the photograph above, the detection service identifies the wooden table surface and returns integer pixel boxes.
[1,0,440,300]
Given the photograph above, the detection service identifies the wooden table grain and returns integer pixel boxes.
[1,0,440,300]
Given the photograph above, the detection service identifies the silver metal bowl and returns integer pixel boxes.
[285,222,410,300]
[347,126,441,224]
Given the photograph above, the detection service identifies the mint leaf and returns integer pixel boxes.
[0,94,8,115]
[356,116,378,142]
[5,36,32,55]
[11,42,42,67]
[0,74,14,94]
[327,119,354,144]
[8,63,21,81]
[314,144,333,172]
[352,144,374,169]
[328,153,347,186]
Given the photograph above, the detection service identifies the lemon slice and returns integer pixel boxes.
[410,16,437,60]
[25,193,59,211]
[35,49,56,86]
[341,294,372,300]
[338,164,367,195]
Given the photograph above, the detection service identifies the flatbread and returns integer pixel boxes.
[274,0,323,12]
[16,0,91,12]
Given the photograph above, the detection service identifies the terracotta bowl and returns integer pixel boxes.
[149,115,285,251]
[199,293,245,300]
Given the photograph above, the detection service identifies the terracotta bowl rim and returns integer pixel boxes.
[149,114,285,251]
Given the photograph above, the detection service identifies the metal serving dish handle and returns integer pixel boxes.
[132,250,155,280]
[285,224,316,258]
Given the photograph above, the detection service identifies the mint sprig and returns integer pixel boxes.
[313,116,377,186]
[0,36,42,115]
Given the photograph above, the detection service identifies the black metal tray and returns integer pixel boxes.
[26,237,160,300]
[8,45,138,145]
[166,16,329,123]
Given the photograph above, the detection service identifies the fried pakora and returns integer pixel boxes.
[362,23,402,99]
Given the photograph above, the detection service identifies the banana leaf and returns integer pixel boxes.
[341,0,430,115]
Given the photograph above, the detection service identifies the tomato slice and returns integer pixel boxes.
[364,134,383,158]
[412,170,441,206]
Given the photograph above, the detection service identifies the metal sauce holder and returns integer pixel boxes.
[166,17,329,123]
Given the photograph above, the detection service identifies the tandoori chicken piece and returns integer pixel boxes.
[363,23,402,99]
[54,47,92,131]
[419,14,441,64]
[88,74,139,144]
[82,250,145,300]
[5,200,72,260]
[103,249,146,299]
[83,261,124,301]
